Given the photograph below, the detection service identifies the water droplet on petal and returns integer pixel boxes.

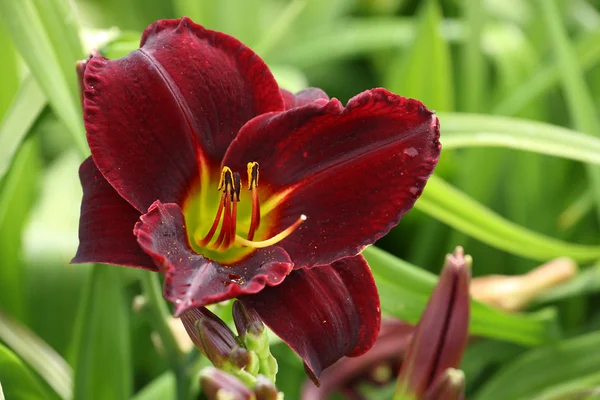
[403,147,419,157]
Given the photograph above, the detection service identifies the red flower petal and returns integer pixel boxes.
[84,17,284,212]
[72,157,157,270]
[240,254,381,382]
[134,201,293,316]
[223,88,440,268]
[302,320,414,399]
[280,88,329,109]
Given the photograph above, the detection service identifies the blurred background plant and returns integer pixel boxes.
[2,0,600,398]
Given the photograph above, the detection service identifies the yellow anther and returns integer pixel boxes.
[218,166,235,192]
[247,162,259,190]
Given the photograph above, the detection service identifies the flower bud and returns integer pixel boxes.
[470,257,577,311]
[254,375,280,400]
[233,301,278,382]
[423,368,465,400]
[200,367,253,400]
[395,247,471,398]
[182,307,254,369]
[233,300,264,338]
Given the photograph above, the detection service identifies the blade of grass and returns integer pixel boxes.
[0,23,18,119]
[439,112,600,165]
[0,77,46,182]
[0,311,72,400]
[0,343,49,400]
[473,331,600,400]
[493,28,600,116]
[253,0,307,59]
[416,175,600,262]
[558,189,593,231]
[459,0,486,112]
[537,0,600,224]
[384,0,454,111]
[0,136,41,320]
[271,18,417,67]
[30,0,83,98]
[0,0,87,155]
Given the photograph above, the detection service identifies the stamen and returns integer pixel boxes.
[223,172,241,249]
[211,192,230,250]
[218,166,234,191]
[247,162,259,190]
[247,162,260,240]
[196,192,225,246]
[200,167,239,250]
[236,215,307,249]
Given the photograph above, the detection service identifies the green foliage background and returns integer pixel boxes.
[1,0,600,399]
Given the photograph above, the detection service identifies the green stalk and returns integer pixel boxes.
[140,272,191,400]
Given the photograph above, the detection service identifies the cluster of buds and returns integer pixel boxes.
[180,301,281,399]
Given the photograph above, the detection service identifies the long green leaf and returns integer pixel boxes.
[0,137,40,320]
[0,22,18,119]
[439,112,600,165]
[473,331,600,400]
[538,0,600,224]
[0,343,48,400]
[30,0,83,99]
[270,18,416,67]
[71,266,132,400]
[417,176,600,262]
[0,0,87,155]
[0,311,72,400]
[0,77,46,182]
[493,28,600,116]
[364,246,558,346]
[384,0,454,111]
[459,0,486,112]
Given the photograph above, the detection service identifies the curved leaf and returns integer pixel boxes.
[0,343,49,400]
[0,310,72,399]
[473,331,600,400]
[0,0,87,155]
[0,76,46,182]
[417,176,600,262]
[439,113,600,165]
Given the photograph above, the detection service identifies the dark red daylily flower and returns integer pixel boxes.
[72,17,440,379]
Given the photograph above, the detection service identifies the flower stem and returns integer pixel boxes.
[140,271,191,400]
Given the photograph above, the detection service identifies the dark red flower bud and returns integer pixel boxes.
[396,247,471,398]
[180,307,247,368]
[423,368,465,400]
[233,300,264,338]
